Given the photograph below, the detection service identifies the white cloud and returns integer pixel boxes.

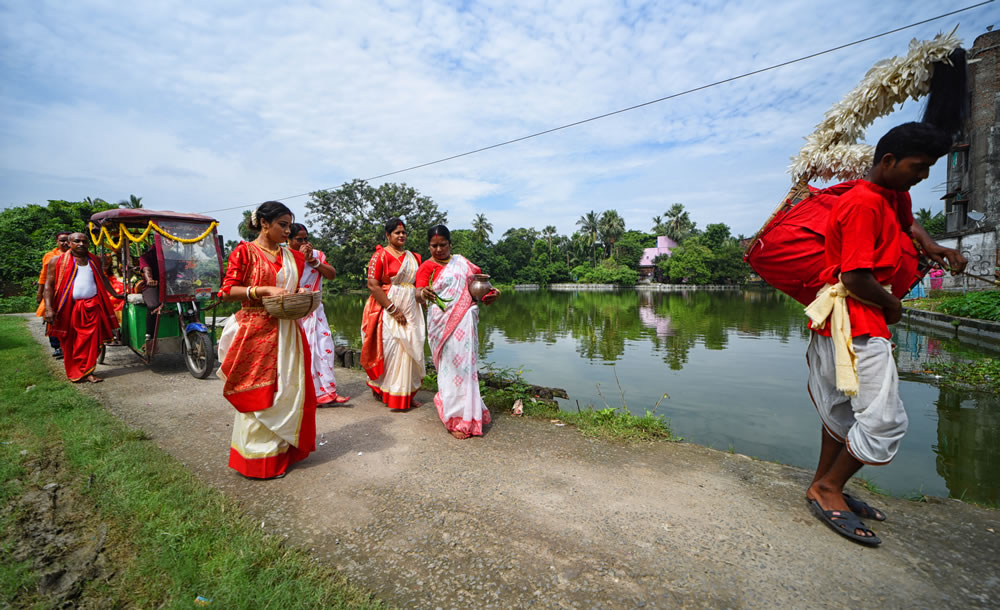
[0,0,993,241]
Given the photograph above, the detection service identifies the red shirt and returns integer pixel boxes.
[813,180,914,339]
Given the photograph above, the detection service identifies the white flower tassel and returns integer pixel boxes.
[788,29,962,183]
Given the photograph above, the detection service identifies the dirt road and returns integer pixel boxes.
[24,316,999,608]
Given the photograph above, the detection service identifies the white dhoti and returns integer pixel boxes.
[806,333,907,464]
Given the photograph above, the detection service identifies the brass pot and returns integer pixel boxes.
[468,274,494,301]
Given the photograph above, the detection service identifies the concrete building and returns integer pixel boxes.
[937,28,999,290]
[637,235,678,281]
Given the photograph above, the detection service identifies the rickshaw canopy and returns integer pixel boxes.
[89,208,220,251]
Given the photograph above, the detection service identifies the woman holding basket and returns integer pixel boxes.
[360,218,425,410]
[217,201,316,479]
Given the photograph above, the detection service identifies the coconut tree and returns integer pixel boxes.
[576,211,600,265]
[651,215,668,236]
[472,213,493,243]
[599,210,625,259]
[542,225,557,262]
[663,203,695,242]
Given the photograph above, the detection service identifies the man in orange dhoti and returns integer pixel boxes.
[43,233,120,383]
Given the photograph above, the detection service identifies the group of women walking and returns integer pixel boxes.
[217,201,499,479]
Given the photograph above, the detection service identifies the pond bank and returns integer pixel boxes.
[902,306,1000,347]
[14,314,1000,608]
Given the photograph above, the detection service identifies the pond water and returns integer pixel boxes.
[321,288,999,505]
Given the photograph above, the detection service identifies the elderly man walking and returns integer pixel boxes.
[43,233,120,383]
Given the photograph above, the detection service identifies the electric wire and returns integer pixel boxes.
[203,0,993,215]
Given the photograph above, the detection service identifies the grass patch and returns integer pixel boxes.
[0,296,36,314]
[906,289,1000,322]
[0,316,382,609]
[479,366,679,443]
[925,358,1000,393]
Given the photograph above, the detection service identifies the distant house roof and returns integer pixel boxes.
[638,236,678,267]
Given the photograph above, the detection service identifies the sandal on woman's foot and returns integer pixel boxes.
[808,499,881,546]
[844,493,886,521]
[332,394,351,403]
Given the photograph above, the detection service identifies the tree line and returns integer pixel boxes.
[297,180,753,288]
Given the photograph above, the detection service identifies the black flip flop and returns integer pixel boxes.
[808,499,881,547]
[844,493,887,522]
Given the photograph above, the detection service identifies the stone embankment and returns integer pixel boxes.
[902,307,1000,347]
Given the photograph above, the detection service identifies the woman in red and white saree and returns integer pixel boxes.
[217,202,316,479]
[360,218,425,410]
[290,223,350,405]
[416,225,499,439]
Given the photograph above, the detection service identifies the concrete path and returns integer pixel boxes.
[23,315,999,608]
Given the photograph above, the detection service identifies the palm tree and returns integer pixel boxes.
[472,213,493,243]
[116,194,143,209]
[239,209,258,240]
[576,211,600,265]
[542,225,557,262]
[663,203,695,242]
[651,215,667,235]
[599,210,625,259]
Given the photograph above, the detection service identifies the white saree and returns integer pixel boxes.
[426,255,491,436]
[367,250,426,409]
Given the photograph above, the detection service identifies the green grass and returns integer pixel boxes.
[906,289,1000,322]
[0,316,382,609]
[479,365,679,443]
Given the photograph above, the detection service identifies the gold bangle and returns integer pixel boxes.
[249,286,257,300]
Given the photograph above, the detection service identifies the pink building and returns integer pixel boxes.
[638,236,678,281]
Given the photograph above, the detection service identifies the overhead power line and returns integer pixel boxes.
[203,0,993,215]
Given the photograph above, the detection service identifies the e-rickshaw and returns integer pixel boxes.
[89,209,224,378]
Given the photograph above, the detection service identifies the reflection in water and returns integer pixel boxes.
[322,289,998,504]
[935,390,1000,505]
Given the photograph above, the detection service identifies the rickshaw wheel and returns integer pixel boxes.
[184,331,215,379]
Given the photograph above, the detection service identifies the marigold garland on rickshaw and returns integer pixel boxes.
[88,220,219,250]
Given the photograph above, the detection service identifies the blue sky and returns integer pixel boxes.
[1,0,996,242]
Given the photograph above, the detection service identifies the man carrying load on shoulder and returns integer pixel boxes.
[803,122,966,546]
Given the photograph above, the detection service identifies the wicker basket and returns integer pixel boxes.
[262,291,321,320]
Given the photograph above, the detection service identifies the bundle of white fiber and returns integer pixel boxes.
[788,29,962,183]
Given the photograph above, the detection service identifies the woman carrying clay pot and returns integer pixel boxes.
[415,224,499,439]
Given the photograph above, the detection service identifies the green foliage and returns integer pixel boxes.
[0,199,116,294]
[655,224,749,285]
[661,203,696,242]
[0,296,36,314]
[305,179,447,282]
[573,259,638,285]
[659,241,713,284]
[928,358,1000,393]
[615,231,655,270]
[916,207,947,236]
[477,364,677,442]
[0,317,381,608]
[938,291,1000,322]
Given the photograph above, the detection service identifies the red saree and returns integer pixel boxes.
[217,242,317,478]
